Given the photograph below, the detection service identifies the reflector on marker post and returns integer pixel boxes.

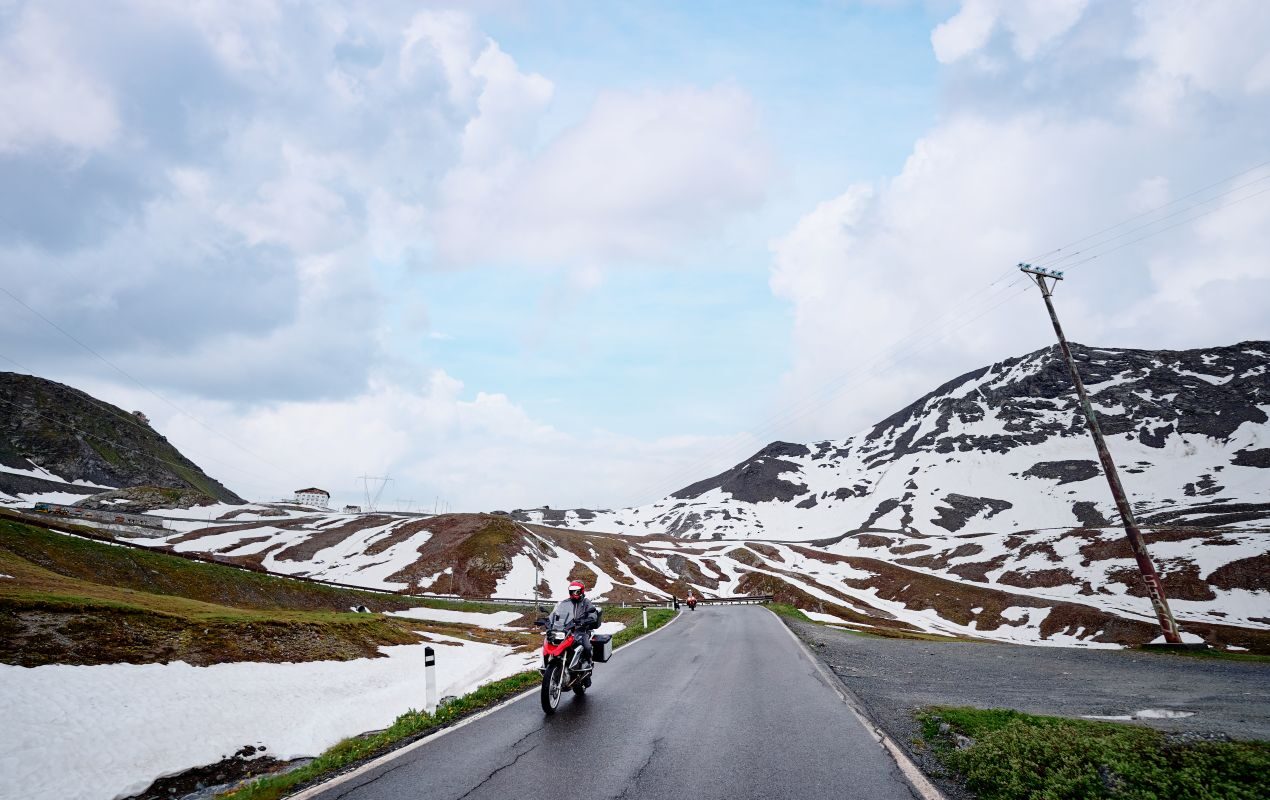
[424,646,437,713]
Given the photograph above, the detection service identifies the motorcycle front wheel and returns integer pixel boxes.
[540,660,564,713]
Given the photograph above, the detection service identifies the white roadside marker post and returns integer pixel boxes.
[424,646,437,713]
[642,608,648,630]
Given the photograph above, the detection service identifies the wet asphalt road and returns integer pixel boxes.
[783,618,1270,800]
[307,606,920,800]
[785,618,1270,741]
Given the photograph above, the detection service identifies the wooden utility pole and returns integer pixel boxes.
[1018,263,1183,644]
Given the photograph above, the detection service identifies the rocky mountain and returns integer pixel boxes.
[13,340,1268,653]
[518,341,1270,540]
[73,486,220,512]
[97,505,1269,653]
[0,372,244,504]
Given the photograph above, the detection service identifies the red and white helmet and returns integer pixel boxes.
[568,581,585,599]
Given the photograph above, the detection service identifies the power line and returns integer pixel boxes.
[1023,159,1270,266]
[0,285,290,475]
[1032,173,1270,272]
[1059,185,1270,272]
[358,475,392,512]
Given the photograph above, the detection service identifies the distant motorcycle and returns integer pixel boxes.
[537,617,612,714]
[686,596,697,610]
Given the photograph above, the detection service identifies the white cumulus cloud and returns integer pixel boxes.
[437,85,771,267]
[769,1,1270,441]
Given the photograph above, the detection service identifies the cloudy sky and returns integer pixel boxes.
[1,0,1267,511]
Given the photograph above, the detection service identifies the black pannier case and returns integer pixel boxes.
[591,633,613,663]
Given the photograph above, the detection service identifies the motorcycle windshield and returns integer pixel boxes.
[547,598,593,629]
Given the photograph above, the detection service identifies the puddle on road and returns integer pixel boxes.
[1083,709,1196,721]
[1136,709,1196,719]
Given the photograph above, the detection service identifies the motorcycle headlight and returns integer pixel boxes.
[548,631,566,643]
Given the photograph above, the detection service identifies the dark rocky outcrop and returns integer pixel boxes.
[629,340,1269,538]
[849,341,1269,468]
[0,372,243,503]
[1023,460,1100,485]
[930,494,1013,533]
[74,486,219,513]
[1232,448,1270,468]
[0,470,100,499]
[670,441,810,503]
[1072,501,1112,528]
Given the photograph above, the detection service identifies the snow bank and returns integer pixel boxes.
[387,607,524,629]
[803,610,848,625]
[0,639,536,800]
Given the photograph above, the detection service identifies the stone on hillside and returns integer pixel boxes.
[74,486,219,513]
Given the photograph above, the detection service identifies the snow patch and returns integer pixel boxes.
[803,610,848,624]
[0,639,535,800]
[387,607,524,629]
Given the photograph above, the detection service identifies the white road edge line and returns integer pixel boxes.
[767,609,947,800]
[288,608,684,800]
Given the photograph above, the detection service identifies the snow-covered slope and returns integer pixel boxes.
[95,506,1269,653]
[18,340,1266,653]
[519,341,1269,541]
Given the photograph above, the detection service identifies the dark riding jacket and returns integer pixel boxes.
[549,596,600,655]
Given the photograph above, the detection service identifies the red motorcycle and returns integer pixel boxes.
[537,619,613,713]
[686,596,697,610]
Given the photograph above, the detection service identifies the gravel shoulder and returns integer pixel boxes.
[782,618,1270,799]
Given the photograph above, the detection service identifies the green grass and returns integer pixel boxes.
[917,706,1270,800]
[0,516,419,612]
[0,518,542,665]
[222,606,679,800]
[1138,645,1270,664]
[768,602,811,622]
[221,671,542,800]
[608,607,675,646]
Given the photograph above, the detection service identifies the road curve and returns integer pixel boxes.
[306,606,920,800]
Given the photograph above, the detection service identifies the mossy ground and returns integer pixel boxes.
[1137,644,1270,664]
[916,706,1270,800]
[0,518,538,665]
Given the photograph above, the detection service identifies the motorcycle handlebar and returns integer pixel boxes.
[545,618,598,634]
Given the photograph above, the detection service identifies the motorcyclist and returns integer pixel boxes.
[548,580,600,669]
[686,591,697,609]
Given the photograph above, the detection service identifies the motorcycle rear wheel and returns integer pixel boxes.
[540,660,564,713]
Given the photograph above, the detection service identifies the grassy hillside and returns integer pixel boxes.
[0,518,533,666]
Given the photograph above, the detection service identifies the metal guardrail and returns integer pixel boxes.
[479,596,775,609]
[695,595,775,605]
[478,596,678,609]
[476,596,550,608]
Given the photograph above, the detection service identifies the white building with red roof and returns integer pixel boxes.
[293,487,330,508]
